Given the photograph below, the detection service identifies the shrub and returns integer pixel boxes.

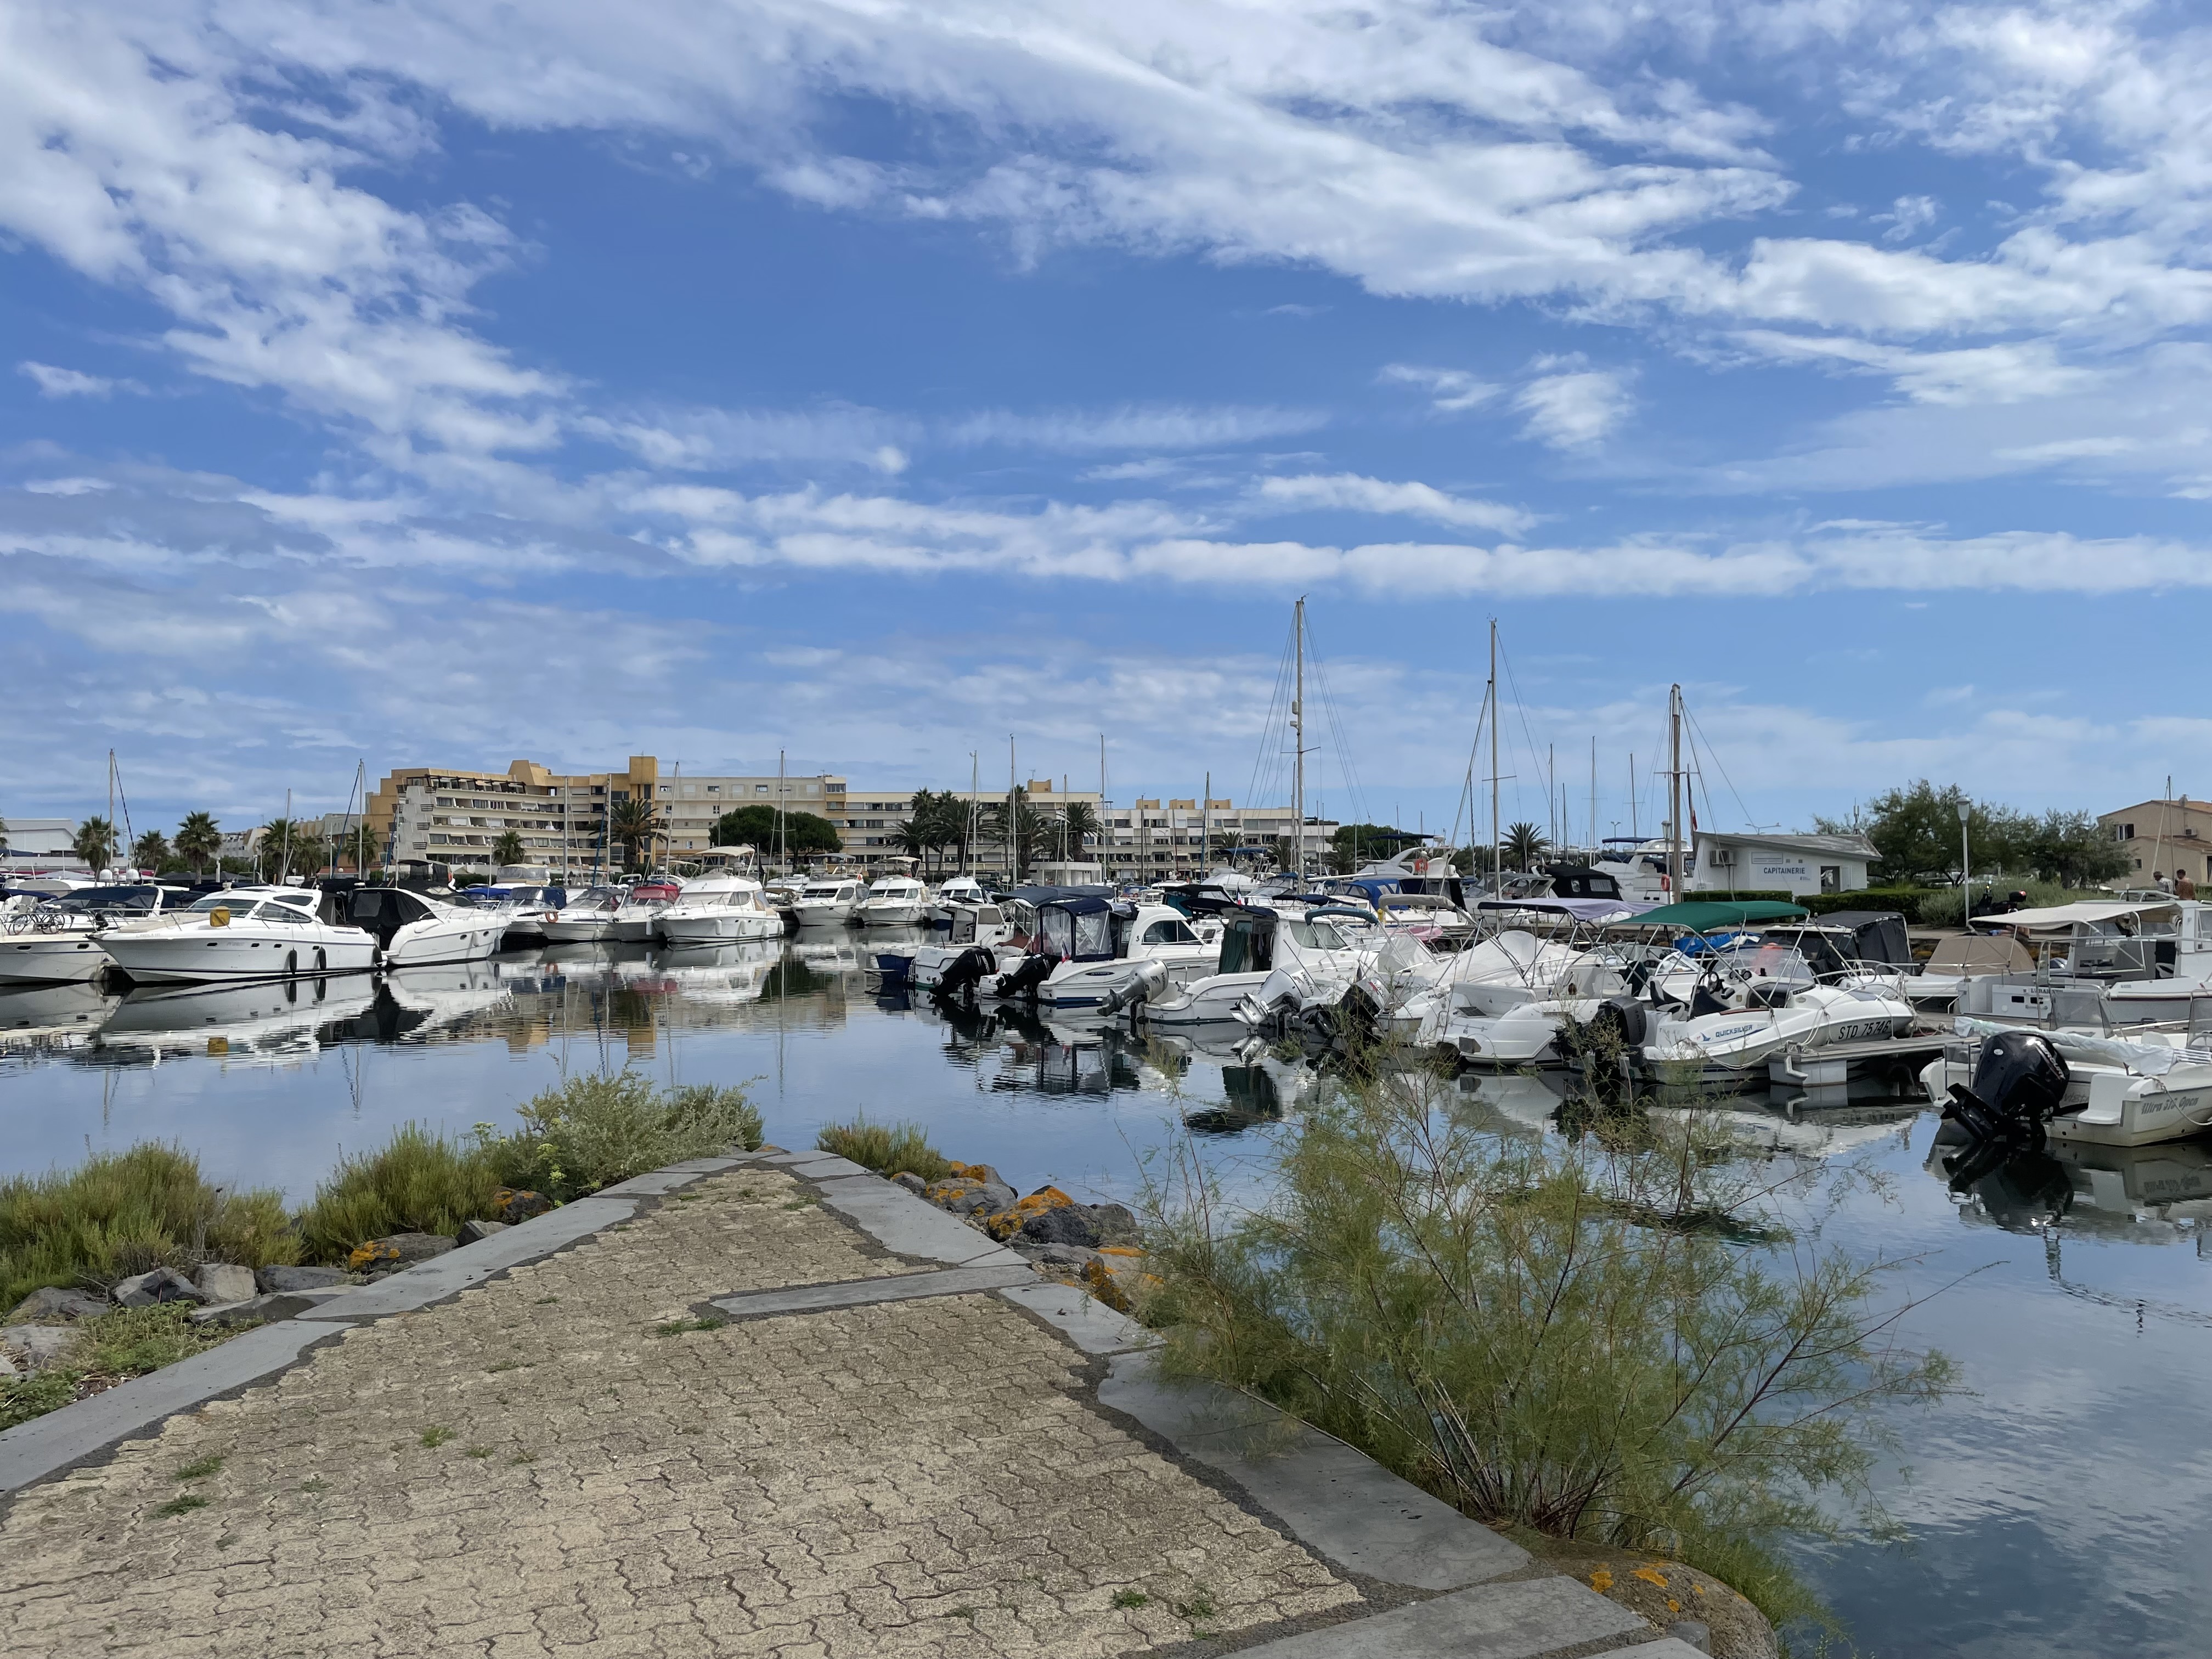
[295,1125,503,1264]
[0,1144,297,1310]
[1141,1062,1954,1630]
[0,1304,244,1432]
[815,1116,951,1183]
[483,1073,763,1203]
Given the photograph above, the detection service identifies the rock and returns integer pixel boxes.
[891,1172,929,1196]
[257,1265,354,1294]
[348,1233,457,1276]
[1015,1243,1101,1268]
[191,1289,354,1327]
[1082,1248,1159,1313]
[457,1218,510,1245]
[111,1268,209,1308]
[492,1188,552,1223]
[1570,1554,1774,1659]
[924,1177,1017,1217]
[0,1350,15,1377]
[945,1161,1005,1187]
[8,1285,109,1323]
[1668,1621,1713,1654]
[1085,1203,1142,1246]
[983,1186,1076,1242]
[194,1263,259,1305]
[0,1324,82,1372]
[1015,1204,1104,1249]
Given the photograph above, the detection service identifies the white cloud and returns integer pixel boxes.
[19,362,137,398]
[1514,359,1633,448]
[1730,331,2101,405]
[1252,473,1536,535]
[1379,363,1500,413]
[943,404,1323,451]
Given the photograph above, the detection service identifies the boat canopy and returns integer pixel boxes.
[1480,897,1659,923]
[1609,899,1808,930]
[1974,900,2177,933]
[1037,895,1114,962]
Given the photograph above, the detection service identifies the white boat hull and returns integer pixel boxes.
[859,901,928,927]
[103,929,377,985]
[0,933,111,984]
[541,916,616,942]
[384,917,505,968]
[659,912,783,944]
[1137,972,1273,1027]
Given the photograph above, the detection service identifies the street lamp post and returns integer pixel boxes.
[1958,799,1972,928]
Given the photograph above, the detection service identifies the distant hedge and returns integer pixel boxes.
[1684,887,1943,923]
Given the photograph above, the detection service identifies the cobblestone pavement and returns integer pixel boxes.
[0,1167,1361,1657]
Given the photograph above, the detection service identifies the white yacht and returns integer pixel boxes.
[541,885,624,942]
[1138,908,1372,1028]
[904,901,1020,990]
[610,881,682,942]
[927,875,990,924]
[1037,904,1221,1009]
[338,887,506,968]
[99,889,378,985]
[857,874,930,928]
[656,874,783,944]
[0,883,198,984]
[791,875,866,926]
[1926,1022,2212,1149]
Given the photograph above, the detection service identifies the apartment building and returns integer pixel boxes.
[1102,797,1338,879]
[2100,797,2212,887]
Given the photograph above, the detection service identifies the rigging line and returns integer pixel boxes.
[1301,614,1370,829]
[111,759,136,860]
[1680,696,1757,831]
[1445,684,1492,855]
[1245,614,1297,813]
[1492,635,1549,835]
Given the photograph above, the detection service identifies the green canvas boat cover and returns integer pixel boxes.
[1606,899,1808,930]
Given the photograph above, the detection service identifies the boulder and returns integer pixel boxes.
[491,1188,552,1223]
[1015,1204,1104,1249]
[1014,1243,1101,1268]
[1,1324,82,1372]
[1668,1621,1713,1655]
[257,1265,354,1294]
[1082,1248,1160,1313]
[945,1161,1005,1188]
[1085,1203,1142,1246]
[924,1177,1018,1217]
[112,1268,209,1308]
[891,1172,929,1197]
[456,1218,510,1245]
[347,1233,458,1276]
[8,1285,109,1323]
[0,1350,15,1378]
[1570,1554,1774,1659]
[194,1263,259,1305]
[983,1186,1076,1242]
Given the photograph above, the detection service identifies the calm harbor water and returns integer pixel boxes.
[4,933,2210,1658]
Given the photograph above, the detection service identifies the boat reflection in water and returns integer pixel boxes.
[95,975,379,1064]
[0,979,118,1051]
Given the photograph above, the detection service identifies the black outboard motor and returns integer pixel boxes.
[932,945,999,1002]
[992,952,1056,1001]
[1942,1030,2074,1154]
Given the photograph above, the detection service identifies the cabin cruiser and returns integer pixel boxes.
[656,874,783,944]
[1380,928,1631,1065]
[610,881,681,942]
[1136,908,1370,1028]
[339,887,506,967]
[0,883,199,984]
[1906,933,2032,1012]
[791,875,867,926]
[1946,900,2212,1028]
[905,900,1021,989]
[453,884,565,946]
[927,875,991,925]
[1639,970,1916,1087]
[857,875,930,928]
[1922,1020,2212,1149]
[99,888,378,985]
[1035,902,1221,1009]
[541,885,624,943]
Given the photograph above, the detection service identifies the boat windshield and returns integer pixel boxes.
[50,885,161,913]
[1286,918,1350,951]
[189,892,264,912]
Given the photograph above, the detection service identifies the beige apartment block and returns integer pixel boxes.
[2101,797,2212,887]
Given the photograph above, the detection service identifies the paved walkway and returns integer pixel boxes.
[0,1152,1690,1659]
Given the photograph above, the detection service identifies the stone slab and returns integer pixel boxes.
[1099,1353,1532,1592]
[811,1174,1027,1267]
[995,1281,1160,1356]
[1227,1576,1647,1658]
[1597,1643,1705,1659]
[658,1156,751,1173]
[709,1263,1036,1319]
[772,1152,872,1180]
[595,1166,724,1197]
[0,1322,330,1496]
[295,1196,637,1319]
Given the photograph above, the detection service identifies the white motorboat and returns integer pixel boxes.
[0,882,200,984]
[926,875,990,925]
[791,875,866,926]
[1641,978,1916,1086]
[1138,907,1370,1028]
[610,881,682,942]
[452,883,565,946]
[1381,929,1629,1064]
[99,889,377,986]
[1037,902,1221,1009]
[541,885,625,942]
[1924,1020,2212,1149]
[857,875,931,928]
[1906,933,2033,1011]
[656,874,783,944]
[906,901,1020,990]
[337,886,506,968]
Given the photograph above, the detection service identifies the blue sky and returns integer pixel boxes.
[4,0,2209,845]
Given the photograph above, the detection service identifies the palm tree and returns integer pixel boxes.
[176,811,221,876]
[71,816,119,872]
[256,818,325,881]
[1504,821,1551,872]
[1057,801,1103,865]
[489,830,527,868]
[608,794,666,872]
[983,790,1048,880]
[131,830,171,871]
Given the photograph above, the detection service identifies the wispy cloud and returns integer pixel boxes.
[1251,473,1535,535]
[943,404,1323,451]
[1379,364,1499,413]
[1514,359,1634,449]
[19,362,139,398]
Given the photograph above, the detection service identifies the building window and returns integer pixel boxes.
[1820,865,1841,893]
[755,784,770,795]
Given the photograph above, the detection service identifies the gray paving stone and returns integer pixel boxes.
[811,1173,1028,1267]
[1227,1576,1646,1657]
[1099,1352,1532,1591]
[0,1322,330,1495]
[1601,1644,1708,1659]
[709,1262,1036,1318]
[995,1280,1160,1355]
[774,1151,872,1179]
[295,1195,637,1319]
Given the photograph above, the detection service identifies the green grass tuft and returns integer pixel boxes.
[293,1125,501,1266]
[653,1316,727,1338]
[153,1494,210,1517]
[0,1142,297,1311]
[815,1116,952,1183]
[482,1074,763,1202]
[420,1425,457,1448]
[174,1454,224,1481]
[1110,1590,1149,1610]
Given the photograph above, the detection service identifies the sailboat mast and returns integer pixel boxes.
[1668,685,1684,896]
[1488,619,1500,884]
[280,787,292,884]
[776,749,787,872]
[1007,736,1018,883]
[1291,597,1305,880]
[1589,738,1596,867]
[1201,771,1210,877]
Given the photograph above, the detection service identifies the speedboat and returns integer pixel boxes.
[1137,907,1370,1028]
[0,882,199,984]
[452,883,565,946]
[656,874,783,944]
[1036,901,1221,1009]
[610,882,681,942]
[1641,976,1916,1087]
[791,876,866,926]
[857,875,930,928]
[1923,1020,2212,1149]
[542,885,624,942]
[337,887,506,968]
[99,888,377,985]
[927,875,990,926]
[906,899,1023,989]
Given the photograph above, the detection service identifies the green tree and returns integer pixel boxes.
[710,805,841,855]
[2016,808,2129,889]
[983,789,1049,879]
[130,830,171,871]
[1503,821,1550,872]
[1327,822,1403,874]
[1054,800,1103,866]
[913,789,972,873]
[1816,782,2025,886]
[71,816,119,871]
[608,794,667,872]
[256,819,327,881]
[489,830,527,868]
[175,812,222,876]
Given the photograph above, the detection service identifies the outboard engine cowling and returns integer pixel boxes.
[993,952,1056,1001]
[1942,1030,2073,1152]
[932,945,999,1001]
[1103,960,1170,1015]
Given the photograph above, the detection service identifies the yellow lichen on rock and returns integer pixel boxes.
[983,1186,1073,1241]
[347,1240,401,1272]
[1588,1567,1614,1594]
[1082,1252,1160,1312]
[1631,1565,1670,1588]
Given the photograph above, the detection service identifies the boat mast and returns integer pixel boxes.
[1201,771,1210,878]
[1488,619,1500,885]
[1007,735,1018,883]
[106,750,115,876]
[775,749,787,873]
[1291,597,1305,881]
[1667,685,1684,895]
[1589,737,1596,867]
[967,752,979,876]
[1629,753,1638,842]
[280,787,292,885]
